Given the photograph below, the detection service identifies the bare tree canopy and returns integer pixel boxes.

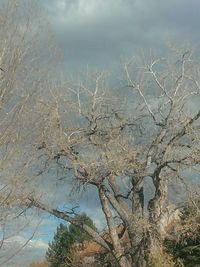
[21,49,200,267]
[0,1,58,265]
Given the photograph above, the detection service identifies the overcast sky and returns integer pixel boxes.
[42,0,200,73]
[3,0,200,266]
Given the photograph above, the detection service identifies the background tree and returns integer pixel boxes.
[68,213,97,244]
[46,213,97,267]
[0,0,57,265]
[46,223,74,267]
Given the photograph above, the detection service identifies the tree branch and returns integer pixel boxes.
[28,197,111,252]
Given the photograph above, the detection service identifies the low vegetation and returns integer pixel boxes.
[46,213,97,267]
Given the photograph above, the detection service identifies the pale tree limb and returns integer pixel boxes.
[28,197,112,252]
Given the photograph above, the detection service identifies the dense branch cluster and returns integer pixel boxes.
[27,50,200,267]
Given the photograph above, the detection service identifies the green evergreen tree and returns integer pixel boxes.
[46,224,73,267]
[69,213,97,244]
[46,213,97,267]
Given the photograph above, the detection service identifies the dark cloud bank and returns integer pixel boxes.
[42,0,200,73]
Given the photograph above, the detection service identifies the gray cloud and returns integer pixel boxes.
[41,0,200,73]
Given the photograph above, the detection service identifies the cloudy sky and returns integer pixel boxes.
[2,0,200,266]
[42,0,200,73]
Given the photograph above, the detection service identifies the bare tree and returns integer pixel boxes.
[0,0,57,264]
[25,49,200,267]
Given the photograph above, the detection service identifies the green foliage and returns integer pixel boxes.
[46,224,73,267]
[46,213,97,267]
[165,196,200,267]
[165,226,200,267]
[69,213,97,244]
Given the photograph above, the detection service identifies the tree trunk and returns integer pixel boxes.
[132,177,144,217]
[99,187,133,267]
[125,177,145,266]
[145,175,168,265]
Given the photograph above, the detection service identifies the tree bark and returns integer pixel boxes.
[145,174,168,264]
[99,187,132,267]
